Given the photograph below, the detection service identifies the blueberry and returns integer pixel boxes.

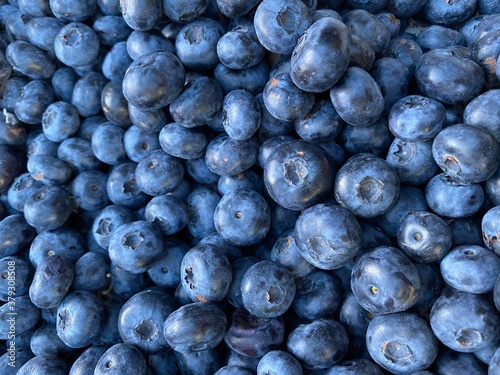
[217,170,262,196]
[122,51,185,110]
[205,134,259,176]
[0,256,33,302]
[5,40,55,80]
[417,25,466,51]
[294,203,362,269]
[294,100,344,143]
[397,210,453,263]
[366,312,438,374]
[26,17,65,53]
[54,22,100,67]
[350,246,421,315]
[241,260,296,318]
[14,79,55,125]
[0,295,40,340]
[29,254,74,309]
[30,324,74,358]
[27,154,73,186]
[126,29,175,60]
[123,125,161,162]
[69,345,109,375]
[270,229,315,278]
[430,290,500,352]
[214,188,270,246]
[50,0,97,22]
[222,89,261,141]
[0,214,36,258]
[337,116,393,157]
[286,319,349,370]
[290,17,351,93]
[106,162,149,208]
[424,0,477,26]
[163,301,227,353]
[224,307,286,357]
[147,238,189,289]
[264,139,335,211]
[72,72,109,117]
[257,350,303,375]
[186,187,221,238]
[338,291,372,339]
[101,79,132,125]
[440,244,500,294]
[159,122,208,160]
[334,153,400,218]
[174,347,223,375]
[17,355,68,375]
[94,343,147,375]
[330,67,384,127]
[135,149,184,196]
[108,220,164,274]
[180,243,232,302]
[119,0,162,31]
[464,89,500,142]
[214,59,270,96]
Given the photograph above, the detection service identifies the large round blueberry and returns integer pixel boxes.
[94,343,147,375]
[257,350,303,375]
[264,139,335,211]
[180,243,232,302]
[163,302,227,353]
[54,22,100,67]
[122,51,185,110]
[366,312,438,374]
[334,153,400,218]
[432,124,499,183]
[294,203,362,270]
[214,188,270,246]
[350,246,421,315]
[241,260,296,318]
[205,134,258,176]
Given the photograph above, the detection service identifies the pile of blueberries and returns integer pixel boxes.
[2,0,500,373]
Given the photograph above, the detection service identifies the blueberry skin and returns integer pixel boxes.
[26,17,65,53]
[286,319,349,370]
[292,270,342,320]
[205,134,258,176]
[159,122,208,160]
[215,366,254,375]
[325,359,384,375]
[119,0,161,31]
[145,195,187,236]
[397,211,452,263]
[464,89,500,142]
[294,203,362,270]
[5,40,55,80]
[415,48,485,105]
[163,302,227,353]
[135,149,184,196]
[1,76,29,113]
[338,116,393,157]
[224,307,286,357]
[417,25,466,52]
[290,17,351,93]
[91,123,127,166]
[343,9,391,57]
[241,260,296,318]
[118,289,176,354]
[30,324,74,358]
[257,350,303,375]
[214,59,270,96]
[174,347,223,375]
[27,154,72,186]
[16,355,68,375]
[147,238,189,289]
[222,90,261,141]
[351,246,421,315]
[264,140,335,211]
[123,126,161,163]
[0,214,36,258]
[330,67,384,127]
[54,22,100,67]
[101,79,132,125]
[217,22,265,70]
[258,135,295,169]
[180,243,232,302]
[122,51,185,110]
[386,139,439,186]
[163,0,208,22]
[29,254,74,309]
[108,220,164,274]
[217,0,259,18]
[388,95,446,143]
[295,100,344,143]
[214,188,270,246]
[0,349,33,375]
[72,252,111,293]
[186,187,221,238]
[386,36,423,76]
[227,256,260,308]
[366,312,438,374]
[334,153,400,219]
[430,290,500,353]
[126,29,174,60]
[440,245,500,294]
[271,229,315,278]
[169,76,223,129]
[106,162,149,209]
[425,173,485,219]
[448,216,484,247]
[349,34,376,71]
[490,347,500,374]
[29,227,86,268]
[338,292,372,339]
[50,0,97,22]
[436,124,499,184]
[72,72,109,117]
[24,185,77,232]
[69,345,109,375]
[0,256,33,301]
[254,0,311,55]
[424,0,477,26]
[14,79,55,125]
[0,295,40,339]
[263,73,315,122]
[94,343,147,375]
[218,170,262,196]
[175,18,225,71]
[41,101,80,143]
[70,170,110,212]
